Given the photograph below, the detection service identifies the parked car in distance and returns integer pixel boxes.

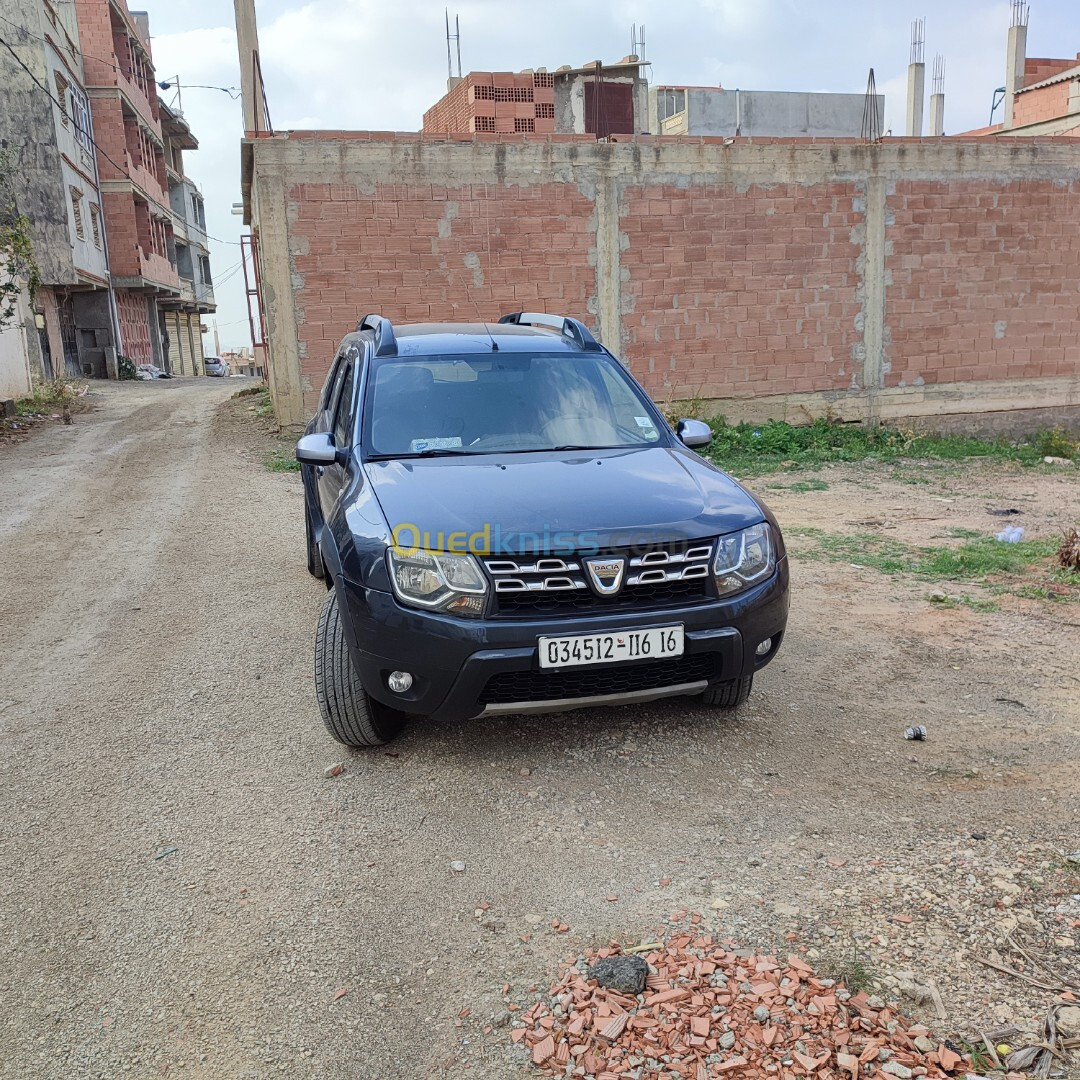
[296,312,789,747]
[204,357,227,377]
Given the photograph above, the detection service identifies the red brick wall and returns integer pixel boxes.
[886,179,1080,387]
[262,136,1080,426]
[423,72,556,135]
[102,191,139,276]
[1023,57,1079,85]
[621,183,862,398]
[1012,82,1072,127]
[288,181,594,409]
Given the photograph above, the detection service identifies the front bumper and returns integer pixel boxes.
[336,557,789,723]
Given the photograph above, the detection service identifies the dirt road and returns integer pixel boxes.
[1,382,1077,1079]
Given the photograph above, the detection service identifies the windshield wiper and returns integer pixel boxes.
[550,444,619,452]
[369,448,478,460]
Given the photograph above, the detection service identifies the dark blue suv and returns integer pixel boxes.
[296,312,788,746]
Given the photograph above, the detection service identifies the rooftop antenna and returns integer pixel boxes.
[630,22,646,62]
[445,10,462,83]
[861,67,882,141]
[1010,0,1029,27]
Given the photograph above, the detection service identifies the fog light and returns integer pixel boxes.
[387,671,413,693]
[755,638,772,657]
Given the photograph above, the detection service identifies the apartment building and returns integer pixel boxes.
[0,0,115,380]
[159,100,214,376]
[72,0,181,369]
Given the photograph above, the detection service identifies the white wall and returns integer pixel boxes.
[0,264,34,400]
[43,41,109,284]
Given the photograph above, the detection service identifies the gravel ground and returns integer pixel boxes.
[0,381,1077,1080]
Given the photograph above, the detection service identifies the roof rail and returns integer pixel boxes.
[357,313,397,356]
[498,311,602,352]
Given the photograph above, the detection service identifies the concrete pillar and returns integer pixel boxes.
[1003,23,1027,129]
[905,63,925,136]
[929,92,945,136]
[859,175,888,423]
[592,166,623,354]
[234,0,269,135]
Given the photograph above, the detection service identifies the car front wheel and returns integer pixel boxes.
[700,674,753,708]
[314,589,407,747]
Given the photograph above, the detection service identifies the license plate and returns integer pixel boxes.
[538,626,684,669]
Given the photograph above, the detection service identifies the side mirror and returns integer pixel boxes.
[296,432,338,465]
[677,418,712,449]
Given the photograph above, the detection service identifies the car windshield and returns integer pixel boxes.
[364,353,665,457]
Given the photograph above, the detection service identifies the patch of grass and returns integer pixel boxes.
[961,1041,994,1074]
[927,592,1001,613]
[765,478,830,493]
[264,447,301,472]
[890,469,933,486]
[794,529,1059,583]
[824,940,877,995]
[14,378,85,416]
[703,415,1050,476]
[945,527,983,539]
[1033,425,1077,460]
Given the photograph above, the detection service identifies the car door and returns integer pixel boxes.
[317,355,358,523]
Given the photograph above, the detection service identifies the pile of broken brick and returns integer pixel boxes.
[514,932,969,1078]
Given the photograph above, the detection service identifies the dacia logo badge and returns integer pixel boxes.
[585,556,626,596]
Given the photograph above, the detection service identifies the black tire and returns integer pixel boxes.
[305,508,323,578]
[700,674,753,708]
[314,590,407,747]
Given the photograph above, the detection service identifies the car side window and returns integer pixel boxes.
[333,363,357,447]
[321,355,344,411]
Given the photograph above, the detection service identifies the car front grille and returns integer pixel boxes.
[478,653,719,706]
[484,540,715,617]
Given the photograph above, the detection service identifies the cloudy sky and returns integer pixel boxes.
[136,0,1077,352]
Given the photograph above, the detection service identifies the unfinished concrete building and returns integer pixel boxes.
[235,0,1079,435]
[961,3,1080,136]
[423,59,650,138]
[0,0,115,380]
[649,86,883,138]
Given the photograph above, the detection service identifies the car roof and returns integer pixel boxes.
[339,322,593,357]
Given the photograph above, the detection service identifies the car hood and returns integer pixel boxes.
[364,447,763,554]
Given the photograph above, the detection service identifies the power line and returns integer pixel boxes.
[0,29,242,247]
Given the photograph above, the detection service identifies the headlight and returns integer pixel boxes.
[387,549,488,617]
[713,522,775,597]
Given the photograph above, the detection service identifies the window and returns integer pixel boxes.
[71,85,93,151]
[53,71,70,126]
[70,186,84,239]
[333,363,357,446]
[320,355,344,410]
[89,204,101,248]
[199,255,212,286]
[364,353,663,457]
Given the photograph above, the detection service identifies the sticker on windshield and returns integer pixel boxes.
[634,416,656,430]
[410,437,462,452]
